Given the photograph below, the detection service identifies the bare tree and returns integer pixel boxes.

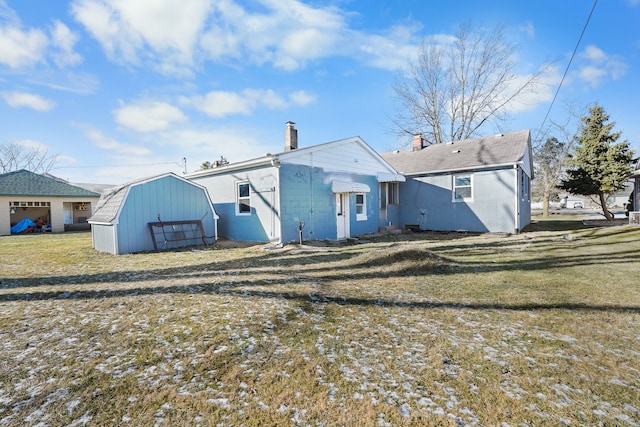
[392,22,550,145]
[531,104,583,216]
[0,142,59,174]
[533,137,570,217]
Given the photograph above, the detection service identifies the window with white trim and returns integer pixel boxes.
[355,193,367,221]
[236,181,251,215]
[453,173,472,202]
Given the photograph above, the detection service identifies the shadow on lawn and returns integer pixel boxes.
[2,236,640,289]
[1,281,639,313]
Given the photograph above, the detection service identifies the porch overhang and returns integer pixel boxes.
[376,172,406,182]
[331,180,371,193]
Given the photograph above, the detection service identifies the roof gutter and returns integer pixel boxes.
[402,160,525,177]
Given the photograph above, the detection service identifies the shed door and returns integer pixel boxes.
[336,193,349,239]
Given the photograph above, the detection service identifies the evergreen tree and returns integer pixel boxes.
[559,103,633,220]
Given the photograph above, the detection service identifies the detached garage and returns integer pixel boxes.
[89,173,218,254]
[0,169,101,236]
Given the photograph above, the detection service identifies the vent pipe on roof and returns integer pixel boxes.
[285,121,298,151]
[412,133,425,151]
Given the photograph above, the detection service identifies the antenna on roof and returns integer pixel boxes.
[182,157,187,174]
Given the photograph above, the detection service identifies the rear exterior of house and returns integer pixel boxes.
[381,130,533,234]
[89,173,218,254]
[187,123,404,243]
[0,169,101,236]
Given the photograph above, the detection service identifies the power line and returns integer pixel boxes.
[534,0,598,142]
[52,161,181,170]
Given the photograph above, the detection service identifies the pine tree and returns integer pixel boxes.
[559,103,633,220]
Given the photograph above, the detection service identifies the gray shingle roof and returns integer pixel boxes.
[381,129,531,175]
[88,184,128,223]
[0,169,101,198]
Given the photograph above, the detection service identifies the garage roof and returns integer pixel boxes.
[0,169,101,198]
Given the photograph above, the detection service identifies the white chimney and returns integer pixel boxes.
[285,121,298,151]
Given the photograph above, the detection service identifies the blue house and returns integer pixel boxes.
[187,122,405,243]
[381,130,533,233]
[88,173,218,254]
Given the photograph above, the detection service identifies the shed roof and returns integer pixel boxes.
[380,129,531,176]
[0,169,101,198]
[88,172,215,224]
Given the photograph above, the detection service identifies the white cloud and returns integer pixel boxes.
[186,91,253,118]
[71,0,212,74]
[181,88,315,118]
[12,138,51,151]
[2,91,55,111]
[157,126,276,169]
[502,65,561,114]
[0,22,48,68]
[114,101,187,133]
[289,90,316,106]
[577,45,627,88]
[357,31,419,71]
[184,88,291,118]
[0,3,82,70]
[71,0,422,74]
[83,126,152,156]
[26,70,100,95]
[50,20,82,67]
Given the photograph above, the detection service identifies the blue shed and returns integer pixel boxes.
[88,173,218,254]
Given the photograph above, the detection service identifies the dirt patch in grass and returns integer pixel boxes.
[1,228,639,426]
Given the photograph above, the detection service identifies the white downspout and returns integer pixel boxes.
[514,165,519,233]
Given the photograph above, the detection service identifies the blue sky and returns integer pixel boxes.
[1,0,639,184]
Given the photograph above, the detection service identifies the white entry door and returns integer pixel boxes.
[335,193,349,239]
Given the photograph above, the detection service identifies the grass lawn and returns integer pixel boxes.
[1,223,639,426]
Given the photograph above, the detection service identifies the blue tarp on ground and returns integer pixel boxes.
[11,218,36,234]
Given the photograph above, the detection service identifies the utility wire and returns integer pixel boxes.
[52,161,181,170]
[535,0,598,143]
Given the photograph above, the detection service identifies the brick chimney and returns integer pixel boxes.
[412,133,425,151]
[285,121,298,151]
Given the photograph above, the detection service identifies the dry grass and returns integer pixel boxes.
[1,226,639,426]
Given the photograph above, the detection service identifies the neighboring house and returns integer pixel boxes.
[0,169,101,236]
[187,122,405,243]
[381,130,533,234]
[608,180,634,208]
[88,173,218,255]
[628,159,640,222]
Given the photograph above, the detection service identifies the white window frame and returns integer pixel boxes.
[355,193,367,221]
[452,173,473,202]
[236,181,251,215]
